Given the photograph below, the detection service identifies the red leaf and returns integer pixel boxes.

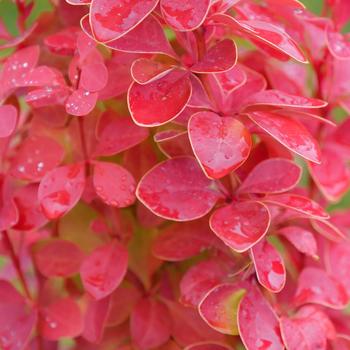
[1,45,40,91]
[294,267,349,309]
[238,284,284,350]
[40,298,83,340]
[243,89,327,109]
[82,296,110,343]
[191,40,237,73]
[326,243,350,297]
[44,27,80,55]
[326,28,350,59]
[309,148,350,202]
[80,62,108,92]
[89,0,158,42]
[263,194,329,220]
[65,89,98,116]
[280,306,333,350]
[106,282,142,326]
[0,105,17,138]
[160,0,211,31]
[278,226,318,258]
[128,69,192,126]
[13,184,48,231]
[180,259,228,307]
[33,239,84,278]
[93,112,149,157]
[251,240,286,293]
[38,163,86,219]
[104,15,176,57]
[247,111,321,163]
[130,298,171,350]
[0,281,37,350]
[154,130,193,158]
[137,157,221,221]
[80,240,128,299]
[199,283,247,335]
[188,75,213,109]
[152,220,220,261]
[93,161,136,207]
[209,201,270,252]
[213,65,247,96]
[212,14,307,63]
[311,219,346,242]
[239,158,301,194]
[131,59,174,85]
[165,300,226,346]
[188,111,251,179]
[11,135,65,181]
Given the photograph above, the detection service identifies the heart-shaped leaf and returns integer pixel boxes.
[210,201,271,252]
[188,112,251,179]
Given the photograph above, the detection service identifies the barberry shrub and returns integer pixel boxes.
[0,0,350,349]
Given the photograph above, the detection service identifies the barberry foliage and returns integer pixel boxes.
[0,0,350,349]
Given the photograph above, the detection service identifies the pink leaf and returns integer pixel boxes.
[263,194,329,220]
[0,281,37,350]
[104,15,176,57]
[199,283,247,335]
[251,240,286,293]
[13,184,47,231]
[128,69,192,127]
[44,27,80,56]
[212,14,307,63]
[280,306,333,350]
[82,296,110,343]
[33,239,84,277]
[0,105,17,138]
[326,28,350,59]
[80,240,128,299]
[130,298,171,350]
[93,161,136,207]
[38,163,86,219]
[210,201,270,252]
[278,226,318,258]
[294,267,349,309]
[80,62,108,92]
[1,45,40,91]
[310,219,346,242]
[239,158,301,194]
[191,39,237,73]
[243,89,327,109]
[11,135,65,181]
[131,58,174,85]
[152,220,220,261]
[89,0,158,42]
[188,75,213,109]
[247,111,321,163]
[40,298,83,340]
[238,284,284,350]
[213,65,247,96]
[180,259,228,307]
[160,0,211,31]
[154,130,193,158]
[93,112,149,157]
[65,89,98,116]
[188,111,251,179]
[137,157,221,221]
[309,148,350,202]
